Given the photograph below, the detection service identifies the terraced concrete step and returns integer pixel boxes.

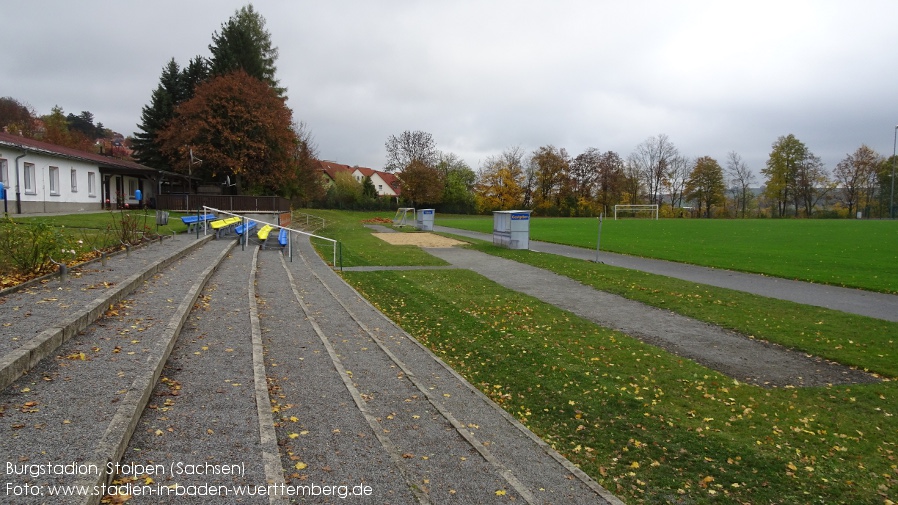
[113,246,276,504]
[0,239,233,504]
[0,235,218,392]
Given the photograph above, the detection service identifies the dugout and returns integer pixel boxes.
[492,210,532,250]
[416,209,435,231]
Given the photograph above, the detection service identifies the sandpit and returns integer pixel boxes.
[373,232,466,248]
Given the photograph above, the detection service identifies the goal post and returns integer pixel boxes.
[614,204,659,220]
[393,207,415,227]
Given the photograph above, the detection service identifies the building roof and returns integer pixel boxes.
[316,160,401,195]
[0,131,179,178]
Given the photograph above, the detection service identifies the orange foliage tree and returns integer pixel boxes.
[157,69,296,194]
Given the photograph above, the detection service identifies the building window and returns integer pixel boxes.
[49,166,60,195]
[0,159,8,190]
[24,163,35,194]
[88,172,96,197]
[71,169,78,192]
[378,184,383,191]
[128,179,137,198]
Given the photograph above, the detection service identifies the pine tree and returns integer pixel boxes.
[132,59,185,170]
[208,4,284,97]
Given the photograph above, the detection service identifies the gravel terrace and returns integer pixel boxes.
[0,237,234,503]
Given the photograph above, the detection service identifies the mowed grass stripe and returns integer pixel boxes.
[437,217,898,294]
[308,210,897,502]
[345,268,898,505]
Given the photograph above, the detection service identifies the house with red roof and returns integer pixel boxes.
[0,131,186,214]
[317,160,401,199]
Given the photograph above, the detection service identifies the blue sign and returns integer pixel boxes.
[511,213,529,220]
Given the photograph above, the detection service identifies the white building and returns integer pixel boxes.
[0,132,182,214]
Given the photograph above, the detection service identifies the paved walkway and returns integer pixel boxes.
[434,226,898,322]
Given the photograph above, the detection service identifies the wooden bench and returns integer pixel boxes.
[181,214,217,234]
[210,217,241,238]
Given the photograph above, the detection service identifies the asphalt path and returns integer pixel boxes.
[433,225,898,322]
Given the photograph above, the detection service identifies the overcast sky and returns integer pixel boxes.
[3,0,898,176]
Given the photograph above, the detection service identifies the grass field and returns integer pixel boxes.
[307,210,898,504]
[436,216,898,294]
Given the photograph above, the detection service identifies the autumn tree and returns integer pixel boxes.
[834,145,880,218]
[763,134,808,217]
[475,148,525,212]
[437,152,476,213]
[685,156,726,217]
[156,70,296,195]
[40,106,93,151]
[595,150,626,214]
[530,145,570,215]
[726,151,756,218]
[570,148,600,204]
[0,97,38,137]
[209,3,283,96]
[286,121,324,207]
[398,159,445,206]
[384,130,438,173]
[328,171,362,208]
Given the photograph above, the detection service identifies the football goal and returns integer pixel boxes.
[393,207,415,227]
[614,204,659,220]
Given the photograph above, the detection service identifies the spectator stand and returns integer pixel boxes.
[200,206,339,267]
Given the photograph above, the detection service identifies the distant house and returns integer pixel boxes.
[317,160,401,199]
[0,131,186,214]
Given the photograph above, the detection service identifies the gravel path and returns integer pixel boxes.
[433,225,898,322]
[424,246,879,388]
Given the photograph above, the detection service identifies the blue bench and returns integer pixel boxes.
[278,228,288,249]
[181,214,217,234]
[235,220,257,236]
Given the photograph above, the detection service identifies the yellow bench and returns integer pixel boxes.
[257,224,273,241]
[210,217,241,238]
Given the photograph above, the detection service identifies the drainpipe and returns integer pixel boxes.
[14,151,25,214]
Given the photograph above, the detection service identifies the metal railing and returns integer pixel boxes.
[200,206,338,268]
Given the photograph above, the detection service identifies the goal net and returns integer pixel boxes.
[614,204,659,220]
[393,207,415,227]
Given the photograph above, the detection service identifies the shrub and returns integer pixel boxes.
[108,211,155,245]
[0,218,75,275]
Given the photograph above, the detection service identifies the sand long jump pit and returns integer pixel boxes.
[373,232,467,248]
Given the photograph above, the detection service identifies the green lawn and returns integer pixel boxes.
[437,217,898,294]
[305,210,898,504]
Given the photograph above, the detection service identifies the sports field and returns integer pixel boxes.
[301,210,898,503]
[437,216,898,294]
